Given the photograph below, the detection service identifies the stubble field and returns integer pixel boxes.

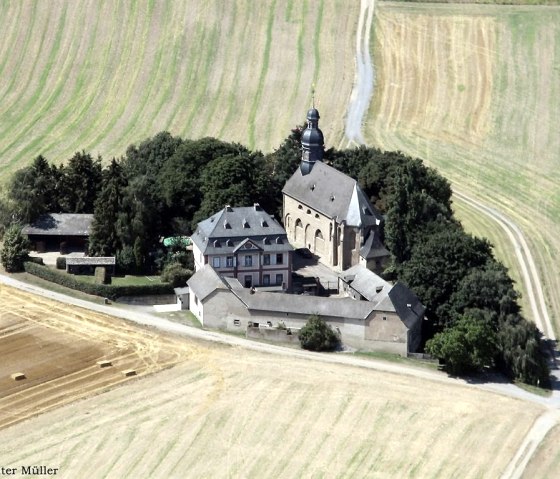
[0,285,548,478]
[0,284,193,429]
[367,2,560,335]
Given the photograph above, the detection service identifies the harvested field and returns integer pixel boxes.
[0,284,547,478]
[0,284,192,429]
[368,2,560,335]
[0,0,357,178]
[524,422,560,478]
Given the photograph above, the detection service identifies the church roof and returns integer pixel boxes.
[191,204,293,255]
[282,161,382,227]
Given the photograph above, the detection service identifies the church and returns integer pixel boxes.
[282,108,389,273]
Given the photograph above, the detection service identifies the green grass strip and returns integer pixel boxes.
[248,0,277,149]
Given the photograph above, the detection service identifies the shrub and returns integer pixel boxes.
[299,314,340,352]
[1,225,30,272]
[24,262,173,300]
[160,262,192,288]
[28,256,44,266]
[56,256,67,270]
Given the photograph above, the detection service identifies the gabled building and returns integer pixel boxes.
[187,265,424,356]
[191,204,293,289]
[282,108,389,272]
[22,213,93,253]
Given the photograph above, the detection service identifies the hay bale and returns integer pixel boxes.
[11,372,26,381]
[122,369,136,377]
[97,360,112,368]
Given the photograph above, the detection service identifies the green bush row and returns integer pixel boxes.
[23,262,174,300]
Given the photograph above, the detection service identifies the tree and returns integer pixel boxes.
[58,151,102,213]
[299,314,340,352]
[193,151,268,225]
[397,222,493,327]
[89,159,127,256]
[1,225,30,272]
[384,163,453,263]
[426,311,497,375]
[8,155,60,223]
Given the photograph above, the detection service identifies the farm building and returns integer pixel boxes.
[22,213,93,253]
[191,204,293,289]
[66,257,116,276]
[282,108,389,273]
[187,265,424,356]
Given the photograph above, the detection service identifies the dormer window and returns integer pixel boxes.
[213,240,221,247]
[261,220,268,227]
[243,219,249,228]
[275,237,283,244]
[376,286,383,293]
[224,220,231,229]
[226,239,233,247]
[263,237,270,245]
[311,184,316,191]
[330,195,335,202]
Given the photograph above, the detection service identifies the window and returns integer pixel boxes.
[276,274,283,286]
[263,254,270,265]
[276,253,283,264]
[212,257,220,268]
[263,274,270,286]
[226,256,234,267]
[244,275,252,288]
[233,319,240,326]
[382,316,387,321]
[244,255,252,267]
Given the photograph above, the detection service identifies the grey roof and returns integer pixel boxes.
[174,287,189,295]
[65,256,115,265]
[233,289,376,320]
[187,264,230,302]
[22,213,94,236]
[340,265,425,329]
[191,204,293,256]
[360,229,389,260]
[283,162,382,228]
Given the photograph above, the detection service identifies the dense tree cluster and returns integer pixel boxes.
[0,126,550,386]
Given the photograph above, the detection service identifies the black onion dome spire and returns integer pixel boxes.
[300,107,324,175]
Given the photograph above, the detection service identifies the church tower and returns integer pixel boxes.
[300,107,324,175]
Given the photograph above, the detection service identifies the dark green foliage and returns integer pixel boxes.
[58,151,102,213]
[194,151,268,225]
[8,155,60,223]
[426,311,497,375]
[56,256,67,270]
[89,159,127,256]
[160,262,192,288]
[496,314,550,386]
[28,256,44,266]
[1,225,30,272]
[299,314,340,352]
[384,162,453,263]
[397,222,492,327]
[24,262,173,300]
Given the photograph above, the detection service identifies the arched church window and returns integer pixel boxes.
[315,229,323,240]
[295,219,303,228]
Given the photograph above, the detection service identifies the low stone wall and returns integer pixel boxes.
[246,325,300,345]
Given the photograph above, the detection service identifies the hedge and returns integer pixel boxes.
[24,262,174,300]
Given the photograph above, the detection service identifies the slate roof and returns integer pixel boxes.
[234,288,376,320]
[360,229,390,260]
[191,204,293,256]
[187,264,230,302]
[282,161,383,228]
[22,213,94,236]
[339,264,425,329]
